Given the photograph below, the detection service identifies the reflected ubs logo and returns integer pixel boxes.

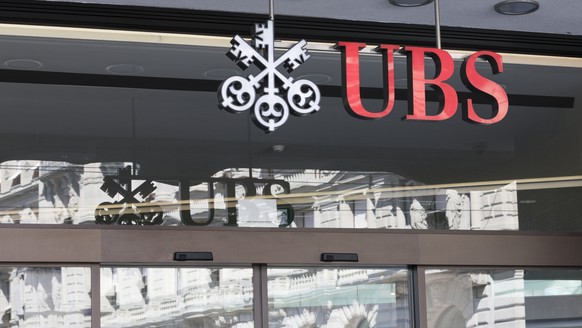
[218,20,321,133]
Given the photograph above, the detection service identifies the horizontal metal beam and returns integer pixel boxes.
[1,225,581,267]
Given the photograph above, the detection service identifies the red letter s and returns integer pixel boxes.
[461,51,508,124]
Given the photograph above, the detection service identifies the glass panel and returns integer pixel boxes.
[424,268,582,328]
[100,267,253,327]
[0,266,91,327]
[268,267,410,327]
[0,27,582,231]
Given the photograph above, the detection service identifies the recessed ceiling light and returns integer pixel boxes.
[4,59,43,70]
[389,0,433,7]
[272,145,285,153]
[106,64,144,75]
[494,0,539,15]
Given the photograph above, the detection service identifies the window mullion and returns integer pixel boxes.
[253,264,269,328]
[91,264,101,328]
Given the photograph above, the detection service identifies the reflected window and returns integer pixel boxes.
[425,268,582,328]
[268,267,411,327]
[2,160,577,232]
[0,266,91,327]
[101,267,253,327]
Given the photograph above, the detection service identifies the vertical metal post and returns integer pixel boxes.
[253,264,269,328]
[412,266,429,328]
[434,0,441,49]
[269,0,275,20]
[247,111,253,179]
[131,98,137,175]
[91,264,101,328]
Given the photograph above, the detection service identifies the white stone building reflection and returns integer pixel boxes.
[0,267,91,327]
[0,161,526,327]
[0,161,519,231]
[100,268,254,327]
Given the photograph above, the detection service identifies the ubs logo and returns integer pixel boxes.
[219,22,509,131]
[218,20,321,132]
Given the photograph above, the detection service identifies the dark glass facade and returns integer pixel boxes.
[0,1,581,327]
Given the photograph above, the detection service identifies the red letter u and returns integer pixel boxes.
[338,42,399,119]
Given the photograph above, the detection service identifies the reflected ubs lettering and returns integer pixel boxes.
[95,166,293,227]
[179,177,294,227]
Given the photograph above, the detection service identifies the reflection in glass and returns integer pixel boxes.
[12,159,582,232]
[0,267,91,327]
[101,267,253,327]
[0,160,524,231]
[251,170,518,231]
[425,268,582,328]
[268,268,410,327]
[1,29,582,233]
[0,161,167,225]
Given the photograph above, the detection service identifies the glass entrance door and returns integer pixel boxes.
[97,266,411,328]
[100,267,254,328]
[267,267,411,328]
[0,266,92,327]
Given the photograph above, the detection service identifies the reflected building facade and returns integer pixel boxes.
[0,162,524,327]
[0,162,519,231]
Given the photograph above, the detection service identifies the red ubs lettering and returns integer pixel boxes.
[337,42,509,124]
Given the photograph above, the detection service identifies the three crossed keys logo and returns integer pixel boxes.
[94,166,163,225]
[218,20,321,132]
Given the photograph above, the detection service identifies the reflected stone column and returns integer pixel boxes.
[23,268,60,327]
[76,163,121,224]
[37,179,55,224]
[149,183,179,224]
[470,191,483,229]
[178,268,212,314]
[100,268,115,314]
[338,201,355,228]
[9,269,24,326]
[115,268,145,308]
[395,207,406,228]
[76,163,106,224]
[38,178,67,224]
[441,190,471,230]
[468,181,518,231]
[410,199,428,229]
[146,268,178,321]
[60,267,91,328]
[37,162,81,224]
[0,275,8,320]
[355,198,375,229]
